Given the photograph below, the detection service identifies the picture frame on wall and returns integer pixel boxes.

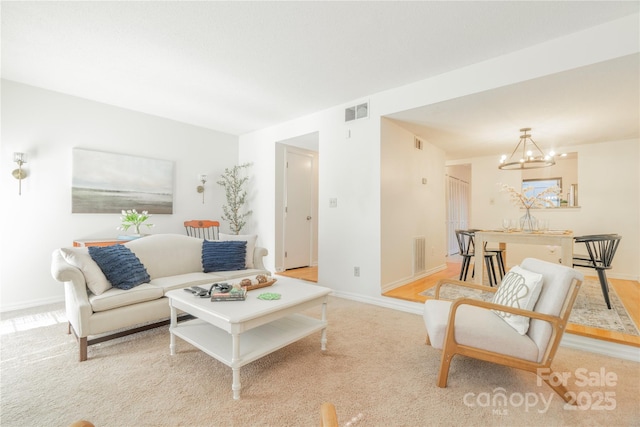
[72,148,174,214]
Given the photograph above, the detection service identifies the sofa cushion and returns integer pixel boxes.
[149,272,225,293]
[89,283,164,312]
[491,265,543,335]
[126,234,204,279]
[89,245,150,290]
[202,240,247,272]
[219,233,258,268]
[210,268,270,281]
[60,247,112,295]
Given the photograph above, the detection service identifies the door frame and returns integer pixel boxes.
[274,141,319,272]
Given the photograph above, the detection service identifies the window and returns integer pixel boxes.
[522,178,562,207]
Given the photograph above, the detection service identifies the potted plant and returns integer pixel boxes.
[217,163,253,234]
[117,209,154,236]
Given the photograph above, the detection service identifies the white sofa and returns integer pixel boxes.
[51,233,269,361]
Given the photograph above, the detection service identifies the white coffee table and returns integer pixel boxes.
[167,277,331,399]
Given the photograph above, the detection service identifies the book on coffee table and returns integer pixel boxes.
[210,287,247,302]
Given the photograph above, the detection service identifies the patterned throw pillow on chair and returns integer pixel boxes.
[491,265,544,335]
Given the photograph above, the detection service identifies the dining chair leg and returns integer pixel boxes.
[495,253,505,278]
[491,258,497,286]
[485,257,497,286]
[596,270,612,309]
[461,257,471,281]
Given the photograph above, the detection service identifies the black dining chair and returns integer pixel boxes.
[572,234,622,309]
[468,228,506,279]
[455,230,498,286]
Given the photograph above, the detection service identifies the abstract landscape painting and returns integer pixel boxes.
[72,148,174,214]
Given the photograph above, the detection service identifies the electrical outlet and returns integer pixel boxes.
[329,198,338,208]
[354,266,360,277]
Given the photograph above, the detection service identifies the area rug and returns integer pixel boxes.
[420,279,639,336]
[1,297,639,427]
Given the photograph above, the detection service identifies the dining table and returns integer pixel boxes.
[473,229,574,285]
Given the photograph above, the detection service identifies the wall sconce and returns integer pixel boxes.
[196,174,207,204]
[12,152,28,195]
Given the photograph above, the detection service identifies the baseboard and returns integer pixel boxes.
[381,263,447,293]
[0,295,65,313]
[561,333,640,362]
[331,290,425,315]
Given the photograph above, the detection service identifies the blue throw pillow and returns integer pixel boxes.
[88,245,150,290]
[202,240,247,272]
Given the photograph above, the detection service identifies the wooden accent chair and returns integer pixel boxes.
[320,402,338,427]
[184,220,220,240]
[423,258,583,403]
[572,234,621,309]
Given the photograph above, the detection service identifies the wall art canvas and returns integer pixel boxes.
[72,148,174,214]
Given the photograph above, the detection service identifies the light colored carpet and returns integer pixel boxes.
[421,279,639,336]
[1,297,639,426]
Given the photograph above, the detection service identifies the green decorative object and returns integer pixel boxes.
[258,292,281,300]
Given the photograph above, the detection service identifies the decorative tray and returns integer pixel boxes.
[245,278,277,292]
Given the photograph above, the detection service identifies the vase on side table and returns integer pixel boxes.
[520,208,537,232]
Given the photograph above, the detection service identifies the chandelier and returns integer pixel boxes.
[498,128,556,170]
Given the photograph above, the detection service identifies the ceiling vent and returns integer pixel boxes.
[345,101,369,122]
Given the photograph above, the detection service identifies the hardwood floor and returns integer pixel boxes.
[276,262,640,347]
[276,266,318,283]
[383,261,640,347]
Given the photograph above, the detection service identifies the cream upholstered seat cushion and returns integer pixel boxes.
[424,299,539,362]
[89,283,163,312]
[149,272,221,293]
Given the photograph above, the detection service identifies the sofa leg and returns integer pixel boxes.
[79,337,88,362]
[67,322,71,335]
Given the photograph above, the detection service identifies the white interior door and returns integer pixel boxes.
[284,151,314,269]
[446,175,470,255]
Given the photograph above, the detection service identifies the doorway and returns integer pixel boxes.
[446,164,471,256]
[284,150,314,269]
[274,133,319,275]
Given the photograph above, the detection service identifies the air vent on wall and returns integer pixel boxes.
[345,101,369,122]
[413,236,426,274]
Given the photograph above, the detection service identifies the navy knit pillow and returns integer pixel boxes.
[88,245,150,290]
[202,240,247,272]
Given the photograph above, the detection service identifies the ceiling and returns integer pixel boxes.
[388,53,639,160]
[2,1,639,158]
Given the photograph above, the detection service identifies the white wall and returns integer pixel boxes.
[238,14,639,305]
[0,80,240,310]
[2,14,637,311]
[380,118,446,289]
[451,139,639,278]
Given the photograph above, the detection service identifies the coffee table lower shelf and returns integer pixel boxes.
[170,313,327,397]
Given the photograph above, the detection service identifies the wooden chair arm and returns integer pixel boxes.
[448,297,563,327]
